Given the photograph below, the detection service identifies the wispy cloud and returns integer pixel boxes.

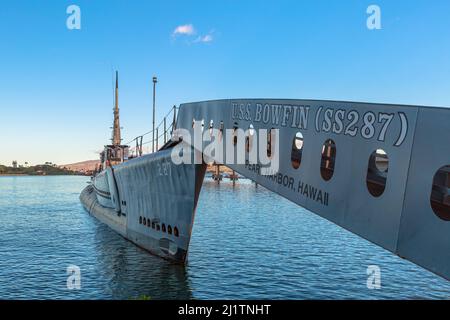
[172,25,215,44]
[172,24,196,37]
[193,33,213,43]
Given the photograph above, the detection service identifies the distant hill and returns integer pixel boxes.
[0,164,79,176]
[59,160,100,172]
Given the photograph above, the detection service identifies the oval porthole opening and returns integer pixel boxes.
[291,132,304,170]
[219,121,224,141]
[232,122,239,146]
[209,120,214,136]
[320,139,336,181]
[152,222,156,229]
[246,124,255,153]
[430,165,450,221]
[139,216,142,224]
[249,124,255,136]
[143,218,147,226]
[267,128,275,158]
[366,149,389,197]
[168,225,172,235]
[174,227,179,237]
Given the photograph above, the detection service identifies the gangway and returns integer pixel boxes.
[171,99,450,281]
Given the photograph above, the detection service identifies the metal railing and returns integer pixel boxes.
[125,106,178,158]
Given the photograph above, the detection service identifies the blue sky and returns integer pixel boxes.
[1,0,449,165]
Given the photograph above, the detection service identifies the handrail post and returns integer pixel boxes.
[164,117,167,144]
[135,138,138,157]
[156,128,159,151]
[172,105,177,135]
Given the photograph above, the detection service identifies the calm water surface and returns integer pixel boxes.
[0,176,449,299]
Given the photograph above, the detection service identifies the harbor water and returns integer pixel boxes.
[0,176,449,299]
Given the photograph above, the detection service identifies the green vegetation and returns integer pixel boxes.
[129,294,152,300]
[0,164,81,176]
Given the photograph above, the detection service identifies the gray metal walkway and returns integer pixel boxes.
[175,99,450,280]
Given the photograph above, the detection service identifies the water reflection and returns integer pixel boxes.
[92,222,193,300]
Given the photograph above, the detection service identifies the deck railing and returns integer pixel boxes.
[125,105,178,158]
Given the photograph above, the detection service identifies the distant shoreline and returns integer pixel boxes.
[0,173,86,177]
[1,164,88,176]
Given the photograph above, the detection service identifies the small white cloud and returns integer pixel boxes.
[172,24,196,36]
[194,34,213,43]
[172,25,215,45]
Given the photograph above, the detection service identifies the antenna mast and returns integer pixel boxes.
[112,71,122,146]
